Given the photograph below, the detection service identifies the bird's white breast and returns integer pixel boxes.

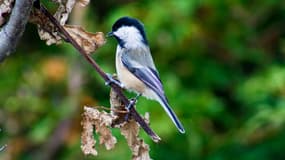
[115,46,146,94]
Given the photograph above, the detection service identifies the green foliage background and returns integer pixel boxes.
[1,0,285,159]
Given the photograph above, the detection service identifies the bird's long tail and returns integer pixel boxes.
[157,95,185,134]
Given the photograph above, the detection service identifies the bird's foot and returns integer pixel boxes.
[124,93,142,121]
[124,99,136,121]
[105,73,124,88]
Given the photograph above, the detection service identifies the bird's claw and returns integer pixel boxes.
[124,98,137,121]
[105,73,124,88]
[127,98,137,111]
[124,94,142,121]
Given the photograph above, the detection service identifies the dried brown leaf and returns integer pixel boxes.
[121,117,151,160]
[53,0,76,25]
[81,106,117,156]
[64,25,106,54]
[133,140,151,160]
[110,87,151,159]
[81,89,153,159]
[121,119,139,145]
[94,109,116,150]
[81,107,98,156]
[31,0,91,45]
[110,86,128,127]
[30,8,62,45]
[0,0,14,26]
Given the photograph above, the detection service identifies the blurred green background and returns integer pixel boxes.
[1,0,285,159]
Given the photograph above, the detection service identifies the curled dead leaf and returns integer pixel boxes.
[81,106,117,156]
[30,8,62,45]
[30,0,74,45]
[120,117,151,160]
[31,0,92,45]
[110,87,152,159]
[81,89,153,159]
[64,25,106,54]
[94,108,116,150]
[121,120,139,146]
[81,110,98,156]
[53,0,76,25]
[110,85,128,127]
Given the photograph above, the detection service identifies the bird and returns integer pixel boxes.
[107,16,185,133]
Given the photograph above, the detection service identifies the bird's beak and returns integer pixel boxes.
[106,31,114,37]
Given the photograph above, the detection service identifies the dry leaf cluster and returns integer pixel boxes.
[30,0,79,45]
[0,0,14,26]
[81,89,152,160]
[81,106,117,156]
[29,0,105,54]
[81,106,151,160]
[121,117,151,160]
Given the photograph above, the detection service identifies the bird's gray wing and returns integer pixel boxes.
[121,50,165,97]
[121,49,186,133]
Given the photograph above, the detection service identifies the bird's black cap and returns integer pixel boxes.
[111,16,148,44]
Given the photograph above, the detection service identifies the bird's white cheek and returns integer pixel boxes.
[114,26,144,49]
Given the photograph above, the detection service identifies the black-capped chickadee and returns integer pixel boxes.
[107,17,185,134]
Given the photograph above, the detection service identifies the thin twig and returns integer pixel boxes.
[33,0,160,142]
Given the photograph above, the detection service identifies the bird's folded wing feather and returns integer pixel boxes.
[121,50,165,97]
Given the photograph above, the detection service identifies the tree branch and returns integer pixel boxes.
[0,0,34,62]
